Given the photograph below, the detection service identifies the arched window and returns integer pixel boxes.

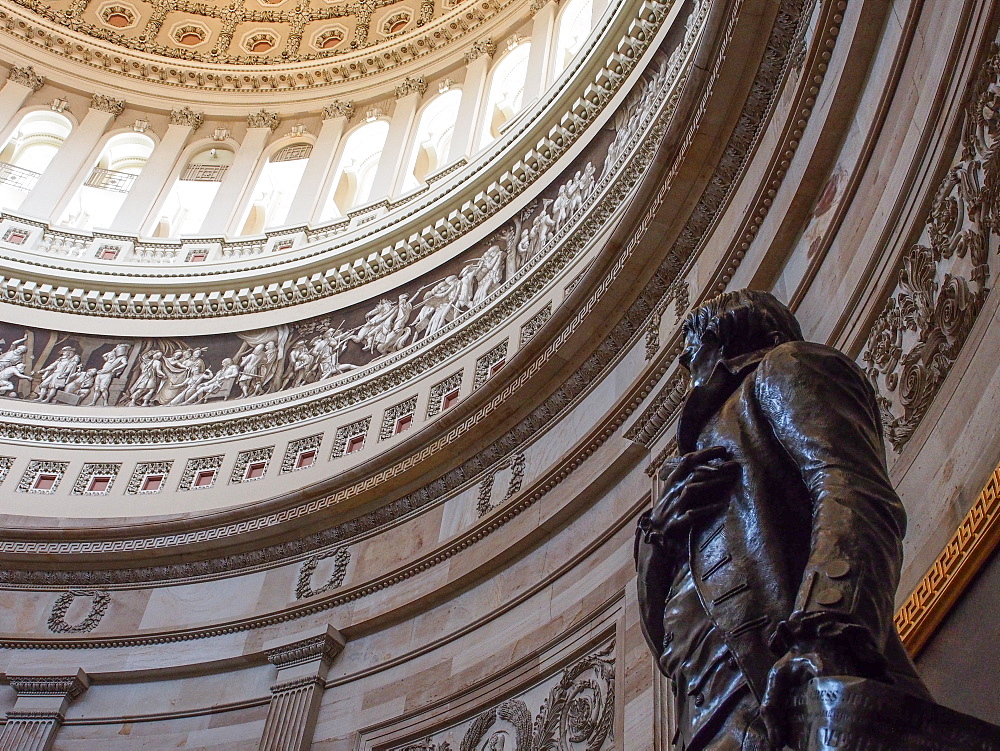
[320,120,390,219]
[400,89,462,193]
[478,42,531,148]
[59,132,154,230]
[0,111,72,212]
[149,146,235,237]
[552,0,593,77]
[237,141,313,235]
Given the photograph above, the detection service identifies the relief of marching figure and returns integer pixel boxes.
[0,154,599,409]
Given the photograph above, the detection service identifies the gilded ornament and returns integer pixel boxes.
[247,109,280,130]
[394,76,427,98]
[322,100,354,119]
[7,65,44,91]
[170,106,204,129]
[90,93,125,115]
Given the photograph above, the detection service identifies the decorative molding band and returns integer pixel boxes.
[895,464,1000,656]
[7,674,88,699]
[265,631,344,669]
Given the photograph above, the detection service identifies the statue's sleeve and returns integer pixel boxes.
[753,342,906,652]
[634,510,672,668]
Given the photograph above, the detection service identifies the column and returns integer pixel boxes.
[447,41,494,164]
[200,109,278,236]
[285,101,352,226]
[18,94,123,221]
[258,625,345,751]
[522,0,559,107]
[0,66,44,137]
[0,669,89,751]
[109,107,203,234]
[368,77,425,202]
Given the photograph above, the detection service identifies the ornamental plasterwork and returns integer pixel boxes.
[379,395,417,440]
[474,340,508,390]
[47,590,111,634]
[0,457,13,485]
[0,0,485,68]
[0,0,671,321]
[16,460,69,493]
[463,37,495,62]
[390,640,614,751]
[280,433,323,472]
[177,455,224,490]
[322,99,354,119]
[331,416,370,457]
[124,460,172,494]
[860,42,1000,452]
[294,546,351,599]
[426,369,461,418]
[90,93,125,115]
[247,109,280,130]
[394,75,427,98]
[70,463,122,495]
[7,64,45,90]
[519,302,551,347]
[169,106,204,129]
[230,445,274,483]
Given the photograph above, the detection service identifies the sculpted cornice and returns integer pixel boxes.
[0,0,668,323]
[0,0,520,98]
[0,0,808,583]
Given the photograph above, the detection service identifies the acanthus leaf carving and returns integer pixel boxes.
[8,64,45,91]
[247,109,280,130]
[90,94,125,115]
[170,106,204,129]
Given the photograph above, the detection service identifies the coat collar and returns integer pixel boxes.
[676,347,773,453]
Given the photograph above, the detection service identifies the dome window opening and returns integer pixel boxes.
[401,89,461,192]
[441,388,460,412]
[294,449,317,470]
[153,146,234,238]
[394,413,413,435]
[86,475,113,494]
[33,473,58,492]
[193,469,216,488]
[321,120,390,219]
[0,111,72,213]
[478,41,530,148]
[346,433,366,454]
[60,131,155,231]
[237,142,313,235]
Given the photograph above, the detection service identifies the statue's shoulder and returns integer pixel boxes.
[756,340,869,388]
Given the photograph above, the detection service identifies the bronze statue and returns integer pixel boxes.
[635,289,935,750]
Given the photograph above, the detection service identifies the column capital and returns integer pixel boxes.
[247,109,280,130]
[90,94,125,116]
[394,76,427,99]
[8,65,45,91]
[464,38,497,63]
[322,100,354,120]
[170,106,204,129]
[265,624,345,676]
[7,672,90,702]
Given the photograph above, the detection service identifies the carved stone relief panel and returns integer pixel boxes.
[125,460,173,494]
[281,434,324,473]
[331,417,372,458]
[427,370,462,418]
[387,640,615,751]
[474,341,509,390]
[476,452,526,517]
[380,396,418,440]
[47,590,110,634]
[177,455,224,491]
[71,463,122,495]
[295,547,351,599]
[16,460,69,493]
[230,446,275,483]
[860,43,1000,451]
[519,303,552,348]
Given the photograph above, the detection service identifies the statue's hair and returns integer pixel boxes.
[682,289,803,355]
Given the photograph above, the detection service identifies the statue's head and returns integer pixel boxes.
[680,289,802,387]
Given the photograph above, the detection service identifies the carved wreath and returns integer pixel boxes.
[47,589,111,634]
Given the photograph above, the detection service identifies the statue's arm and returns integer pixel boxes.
[634,511,673,667]
[754,342,906,655]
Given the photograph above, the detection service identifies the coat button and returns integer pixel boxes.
[816,588,843,606]
[825,561,851,579]
[694,693,705,707]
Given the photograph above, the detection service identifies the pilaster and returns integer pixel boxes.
[201,110,278,235]
[448,41,495,163]
[258,625,345,751]
[523,0,559,106]
[0,66,44,137]
[370,77,426,200]
[286,101,353,226]
[110,107,203,234]
[0,670,89,751]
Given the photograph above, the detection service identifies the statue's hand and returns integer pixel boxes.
[761,620,888,749]
[648,446,739,540]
